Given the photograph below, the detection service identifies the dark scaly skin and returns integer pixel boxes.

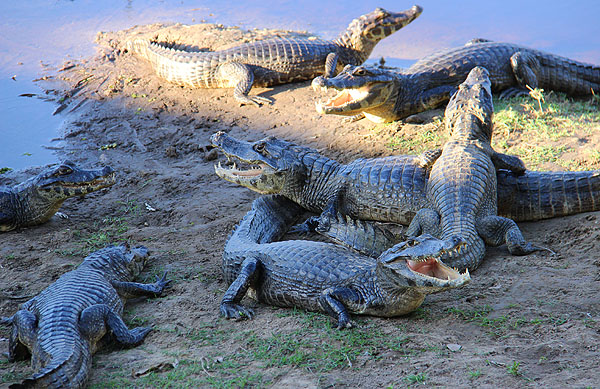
[211,131,600,226]
[221,195,469,328]
[405,67,543,271]
[126,6,422,106]
[0,161,115,232]
[312,40,600,122]
[0,245,170,389]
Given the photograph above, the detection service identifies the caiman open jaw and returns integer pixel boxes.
[312,66,396,118]
[381,234,470,286]
[214,160,283,195]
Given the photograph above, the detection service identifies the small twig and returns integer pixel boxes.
[200,357,214,377]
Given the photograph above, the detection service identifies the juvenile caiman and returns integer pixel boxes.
[221,195,469,328]
[312,40,600,122]
[395,66,543,270]
[0,161,115,232]
[126,6,422,106]
[1,244,170,388]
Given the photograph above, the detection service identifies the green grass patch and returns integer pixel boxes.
[447,305,569,337]
[54,199,141,257]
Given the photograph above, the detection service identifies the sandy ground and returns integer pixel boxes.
[1,23,599,388]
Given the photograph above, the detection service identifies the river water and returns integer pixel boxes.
[1,0,598,170]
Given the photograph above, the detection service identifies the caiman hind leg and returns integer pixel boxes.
[2,310,37,361]
[217,62,273,106]
[477,215,553,255]
[220,256,259,320]
[499,51,542,99]
[111,272,171,299]
[79,304,152,348]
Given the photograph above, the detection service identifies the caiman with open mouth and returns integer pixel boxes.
[221,195,469,329]
[312,39,600,122]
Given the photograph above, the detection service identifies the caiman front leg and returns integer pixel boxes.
[111,272,171,299]
[406,208,442,238]
[2,310,37,361]
[477,215,553,255]
[319,287,361,329]
[499,51,542,99]
[220,256,258,320]
[217,62,273,106]
[79,304,152,347]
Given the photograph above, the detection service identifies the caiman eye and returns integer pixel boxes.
[253,142,266,153]
[57,166,73,175]
[353,68,367,76]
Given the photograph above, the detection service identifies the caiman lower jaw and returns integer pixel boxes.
[315,88,371,115]
[215,161,267,178]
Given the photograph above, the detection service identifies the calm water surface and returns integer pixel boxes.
[1,0,598,170]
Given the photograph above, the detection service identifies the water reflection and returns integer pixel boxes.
[0,0,598,170]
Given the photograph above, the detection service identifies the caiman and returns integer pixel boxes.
[0,161,115,232]
[210,132,600,260]
[397,66,544,270]
[221,194,469,328]
[126,6,422,106]
[312,39,600,122]
[1,244,170,389]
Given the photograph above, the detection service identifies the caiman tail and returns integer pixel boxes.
[126,39,207,88]
[10,343,88,388]
[227,195,304,247]
[498,169,600,222]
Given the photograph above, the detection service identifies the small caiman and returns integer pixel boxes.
[0,161,115,232]
[210,133,600,243]
[312,40,600,122]
[127,6,422,106]
[221,195,469,328]
[399,66,544,270]
[1,244,170,388]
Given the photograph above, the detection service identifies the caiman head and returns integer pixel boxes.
[313,65,398,123]
[85,244,149,280]
[377,234,470,298]
[211,131,313,200]
[335,6,423,64]
[444,66,494,143]
[19,160,116,200]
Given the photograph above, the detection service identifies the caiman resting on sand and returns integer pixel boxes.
[1,245,170,388]
[312,39,600,122]
[0,161,115,232]
[396,66,545,270]
[221,195,469,328]
[126,6,422,106]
